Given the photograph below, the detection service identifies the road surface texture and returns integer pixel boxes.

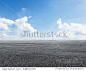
[0,40,86,67]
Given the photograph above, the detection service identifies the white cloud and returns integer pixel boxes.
[22,8,25,10]
[57,18,86,35]
[2,34,8,37]
[0,17,14,31]
[0,16,37,40]
[0,17,14,26]
[28,16,32,18]
[15,17,36,32]
[57,18,86,39]
[0,16,36,32]
[1,17,86,40]
[0,22,9,31]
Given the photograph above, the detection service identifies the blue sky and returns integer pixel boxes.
[0,0,86,40]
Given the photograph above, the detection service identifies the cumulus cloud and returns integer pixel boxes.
[57,18,86,35]
[2,34,8,37]
[0,17,14,26]
[0,16,36,40]
[0,16,36,32]
[0,17,14,31]
[15,17,36,32]
[0,22,9,31]
[1,17,86,40]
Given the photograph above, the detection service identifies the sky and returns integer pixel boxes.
[0,0,86,40]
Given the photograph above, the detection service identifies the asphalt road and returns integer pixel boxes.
[0,40,86,67]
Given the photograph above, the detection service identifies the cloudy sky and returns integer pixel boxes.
[0,0,86,40]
